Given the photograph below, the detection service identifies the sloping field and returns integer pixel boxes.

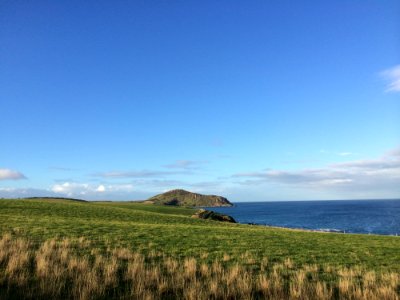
[0,198,399,271]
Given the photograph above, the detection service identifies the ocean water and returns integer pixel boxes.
[212,199,400,236]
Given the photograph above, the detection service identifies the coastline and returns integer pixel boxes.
[211,199,400,237]
[243,222,400,237]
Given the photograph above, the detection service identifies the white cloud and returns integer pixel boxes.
[0,168,26,180]
[381,65,400,93]
[96,185,106,192]
[51,182,86,195]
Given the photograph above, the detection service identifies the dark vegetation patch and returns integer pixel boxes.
[192,209,237,223]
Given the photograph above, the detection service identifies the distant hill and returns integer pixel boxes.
[22,197,87,202]
[145,189,233,207]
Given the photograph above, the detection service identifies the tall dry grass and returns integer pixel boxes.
[0,234,398,299]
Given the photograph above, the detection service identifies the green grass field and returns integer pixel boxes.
[1,198,399,272]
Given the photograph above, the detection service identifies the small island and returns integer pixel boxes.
[143,189,233,207]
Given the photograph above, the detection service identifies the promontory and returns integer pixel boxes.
[144,189,233,207]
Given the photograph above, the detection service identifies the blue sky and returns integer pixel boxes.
[1,1,399,201]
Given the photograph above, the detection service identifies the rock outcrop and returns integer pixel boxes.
[191,209,236,223]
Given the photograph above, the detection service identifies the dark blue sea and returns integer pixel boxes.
[212,199,400,236]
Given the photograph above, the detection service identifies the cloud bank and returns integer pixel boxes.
[1,150,398,201]
[51,182,135,197]
[0,184,149,201]
[234,147,400,198]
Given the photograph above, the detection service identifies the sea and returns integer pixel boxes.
[211,199,400,236]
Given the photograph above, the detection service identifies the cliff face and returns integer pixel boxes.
[146,189,233,207]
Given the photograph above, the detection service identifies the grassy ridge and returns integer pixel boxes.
[0,198,399,272]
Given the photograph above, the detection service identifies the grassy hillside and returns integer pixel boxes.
[0,198,399,271]
[1,198,399,299]
[146,189,233,207]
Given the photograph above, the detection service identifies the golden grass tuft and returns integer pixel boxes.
[0,234,399,299]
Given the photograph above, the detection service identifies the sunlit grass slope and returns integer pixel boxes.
[0,199,399,271]
[1,235,399,299]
